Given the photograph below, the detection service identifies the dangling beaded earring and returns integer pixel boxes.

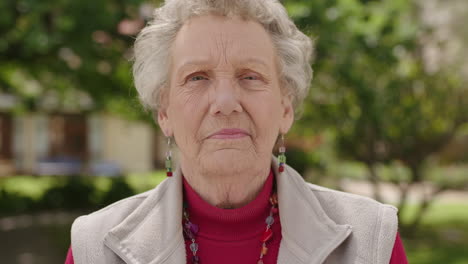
[165,137,173,177]
[278,134,286,173]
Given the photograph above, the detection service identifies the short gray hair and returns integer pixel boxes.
[133,0,314,113]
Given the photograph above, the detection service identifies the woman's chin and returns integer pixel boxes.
[201,149,257,172]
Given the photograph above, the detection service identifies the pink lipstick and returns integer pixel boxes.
[208,128,249,139]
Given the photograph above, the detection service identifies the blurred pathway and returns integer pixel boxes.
[341,179,468,204]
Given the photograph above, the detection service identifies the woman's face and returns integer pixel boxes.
[158,14,294,174]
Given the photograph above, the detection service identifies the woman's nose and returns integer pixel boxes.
[209,79,243,116]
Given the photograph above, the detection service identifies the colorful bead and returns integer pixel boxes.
[271,207,279,214]
[278,134,287,173]
[165,158,172,169]
[183,227,194,240]
[265,215,274,225]
[270,193,278,205]
[184,221,199,239]
[261,245,268,255]
[189,222,199,234]
[278,154,286,163]
[166,137,173,178]
[258,259,264,264]
[192,255,199,263]
[190,242,199,252]
[261,228,273,242]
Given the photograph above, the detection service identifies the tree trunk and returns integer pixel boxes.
[408,185,445,232]
[366,163,383,202]
[397,181,412,222]
[397,165,421,234]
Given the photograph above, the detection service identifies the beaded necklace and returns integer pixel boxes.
[182,189,279,264]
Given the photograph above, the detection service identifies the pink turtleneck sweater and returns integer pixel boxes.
[65,171,408,264]
[181,170,281,264]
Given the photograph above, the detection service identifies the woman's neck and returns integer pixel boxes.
[181,170,275,239]
[180,159,271,209]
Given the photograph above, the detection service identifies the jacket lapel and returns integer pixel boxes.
[103,166,187,264]
[272,157,353,264]
[103,156,352,264]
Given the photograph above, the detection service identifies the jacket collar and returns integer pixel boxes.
[104,156,352,264]
[272,157,353,263]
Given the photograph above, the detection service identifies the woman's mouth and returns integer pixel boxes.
[208,128,250,139]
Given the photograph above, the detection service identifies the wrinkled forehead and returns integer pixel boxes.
[170,14,278,72]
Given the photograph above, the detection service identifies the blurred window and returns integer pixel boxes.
[0,113,13,160]
[49,114,88,161]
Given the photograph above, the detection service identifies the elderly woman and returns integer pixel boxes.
[65,0,407,263]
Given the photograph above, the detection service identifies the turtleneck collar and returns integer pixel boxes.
[182,169,275,241]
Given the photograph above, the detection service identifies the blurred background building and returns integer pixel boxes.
[0,94,165,177]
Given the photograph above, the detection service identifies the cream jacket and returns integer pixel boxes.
[71,157,398,264]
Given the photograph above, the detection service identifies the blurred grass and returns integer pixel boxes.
[401,202,468,264]
[0,172,166,200]
[0,176,57,201]
[0,172,167,216]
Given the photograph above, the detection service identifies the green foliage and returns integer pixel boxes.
[284,0,468,229]
[40,176,96,210]
[0,0,151,119]
[99,177,136,207]
[0,187,36,214]
[288,0,467,167]
[0,173,166,216]
[285,146,325,176]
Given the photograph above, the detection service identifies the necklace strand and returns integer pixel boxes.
[182,192,279,264]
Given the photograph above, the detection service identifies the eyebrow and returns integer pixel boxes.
[175,59,211,77]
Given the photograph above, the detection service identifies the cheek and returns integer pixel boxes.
[169,91,208,141]
[244,93,282,136]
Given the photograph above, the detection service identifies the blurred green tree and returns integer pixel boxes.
[0,0,157,119]
[285,0,468,232]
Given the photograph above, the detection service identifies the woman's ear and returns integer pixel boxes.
[156,107,173,137]
[155,85,173,137]
[279,94,294,135]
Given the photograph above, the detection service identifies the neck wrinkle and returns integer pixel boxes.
[182,169,275,241]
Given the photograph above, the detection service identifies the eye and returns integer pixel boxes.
[189,75,208,81]
[243,75,258,80]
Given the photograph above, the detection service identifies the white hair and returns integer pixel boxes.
[132,0,314,114]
